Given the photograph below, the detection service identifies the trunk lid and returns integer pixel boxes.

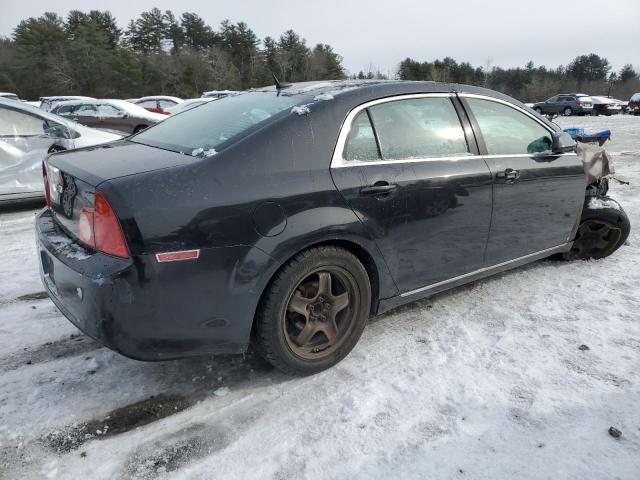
[45,139,189,241]
[47,139,193,186]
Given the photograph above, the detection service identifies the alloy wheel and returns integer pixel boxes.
[570,219,622,258]
[283,267,358,360]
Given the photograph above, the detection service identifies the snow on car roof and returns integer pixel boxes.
[136,95,184,103]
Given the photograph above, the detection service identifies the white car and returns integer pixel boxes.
[0,98,122,205]
[590,96,623,116]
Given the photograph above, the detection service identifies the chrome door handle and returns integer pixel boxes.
[496,168,520,184]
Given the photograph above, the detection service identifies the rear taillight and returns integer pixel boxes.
[42,161,51,208]
[76,192,129,258]
[576,99,583,105]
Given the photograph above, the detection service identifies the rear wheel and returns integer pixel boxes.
[563,107,573,116]
[254,246,371,375]
[133,125,148,133]
[534,107,542,114]
[563,196,630,260]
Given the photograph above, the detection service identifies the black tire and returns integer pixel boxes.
[48,145,66,154]
[133,125,148,133]
[563,196,630,260]
[563,106,573,116]
[254,246,371,375]
[534,107,542,114]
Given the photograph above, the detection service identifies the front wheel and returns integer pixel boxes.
[563,196,630,260]
[254,246,371,375]
[563,107,573,116]
[534,107,542,114]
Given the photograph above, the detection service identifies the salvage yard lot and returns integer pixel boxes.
[1,115,639,479]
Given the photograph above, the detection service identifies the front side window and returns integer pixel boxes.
[343,111,379,162]
[0,107,46,136]
[133,92,310,154]
[466,98,552,155]
[368,97,469,160]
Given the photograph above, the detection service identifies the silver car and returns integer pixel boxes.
[0,98,122,205]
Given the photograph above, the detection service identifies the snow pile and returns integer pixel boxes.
[588,196,621,210]
[313,93,334,101]
[291,105,311,116]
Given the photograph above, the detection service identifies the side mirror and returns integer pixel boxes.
[552,131,576,154]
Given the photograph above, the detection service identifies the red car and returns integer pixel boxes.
[629,93,640,115]
[133,96,183,115]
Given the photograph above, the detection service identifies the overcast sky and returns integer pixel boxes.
[1,0,638,75]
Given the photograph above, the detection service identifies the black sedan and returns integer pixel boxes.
[37,81,630,375]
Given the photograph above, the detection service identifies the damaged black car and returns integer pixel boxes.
[36,81,630,375]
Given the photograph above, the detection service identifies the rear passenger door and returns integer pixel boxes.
[461,95,585,265]
[331,94,494,294]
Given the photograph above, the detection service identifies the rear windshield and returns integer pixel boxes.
[131,92,310,154]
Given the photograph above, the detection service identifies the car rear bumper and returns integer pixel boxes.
[36,209,277,360]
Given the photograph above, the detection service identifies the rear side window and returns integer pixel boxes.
[368,97,469,160]
[343,111,380,162]
[0,107,45,136]
[75,104,98,116]
[158,99,176,108]
[133,92,309,154]
[466,98,552,155]
[96,104,123,117]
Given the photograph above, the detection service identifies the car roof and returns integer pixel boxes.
[249,80,560,133]
[136,95,184,103]
[40,95,95,101]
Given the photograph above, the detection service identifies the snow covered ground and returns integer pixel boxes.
[1,115,639,480]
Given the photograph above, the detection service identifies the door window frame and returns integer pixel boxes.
[0,105,54,138]
[457,93,572,158]
[331,93,480,168]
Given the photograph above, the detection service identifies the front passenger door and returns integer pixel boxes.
[462,96,585,265]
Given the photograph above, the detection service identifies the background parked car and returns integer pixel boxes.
[629,93,640,115]
[603,96,629,113]
[165,97,216,115]
[39,96,95,112]
[134,96,183,115]
[531,94,593,116]
[51,99,166,134]
[201,90,240,99]
[0,98,121,205]
[0,92,20,101]
[590,96,623,116]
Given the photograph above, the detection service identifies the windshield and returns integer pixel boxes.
[131,92,310,154]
